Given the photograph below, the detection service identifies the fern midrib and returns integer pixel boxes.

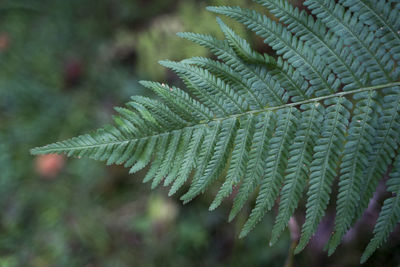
[213,82,400,122]
[314,1,392,82]
[31,82,400,154]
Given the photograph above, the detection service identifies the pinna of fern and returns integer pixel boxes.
[31,0,400,263]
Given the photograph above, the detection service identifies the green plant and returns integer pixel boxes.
[133,0,260,80]
[31,0,400,263]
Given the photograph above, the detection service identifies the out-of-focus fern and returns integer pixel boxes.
[31,0,400,263]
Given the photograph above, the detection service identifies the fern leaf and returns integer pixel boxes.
[339,0,400,67]
[207,6,340,97]
[215,17,273,65]
[229,112,275,222]
[270,103,324,245]
[255,0,367,91]
[151,130,183,189]
[169,127,205,196]
[327,90,379,255]
[210,115,255,211]
[129,136,158,174]
[181,118,237,203]
[240,106,299,238]
[304,0,395,83]
[352,87,400,224]
[215,18,312,106]
[139,80,214,121]
[271,57,309,102]
[181,57,262,109]
[295,97,352,253]
[143,134,169,183]
[160,60,247,114]
[177,32,285,106]
[163,128,194,187]
[31,0,400,262]
[360,153,400,263]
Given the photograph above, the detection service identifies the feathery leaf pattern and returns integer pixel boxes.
[31,0,400,262]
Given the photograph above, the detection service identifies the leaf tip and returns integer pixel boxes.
[360,253,369,264]
[205,6,216,12]
[238,230,248,239]
[269,236,278,247]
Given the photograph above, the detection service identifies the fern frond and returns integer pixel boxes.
[177,32,282,107]
[207,6,340,97]
[360,153,400,263]
[216,17,272,65]
[169,127,205,196]
[327,90,379,254]
[163,128,193,187]
[270,103,324,245]
[339,0,400,67]
[240,107,299,238]
[228,111,276,222]
[31,0,400,263]
[295,97,352,253]
[160,60,247,114]
[304,0,396,83]
[181,118,237,203]
[210,114,255,211]
[151,130,183,189]
[255,0,367,91]
[181,57,258,106]
[352,87,400,224]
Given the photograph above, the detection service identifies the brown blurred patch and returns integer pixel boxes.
[35,154,65,178]
[0,32,10,52]
[64,57,84,88]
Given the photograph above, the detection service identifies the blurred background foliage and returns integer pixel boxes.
[0,0,398,266]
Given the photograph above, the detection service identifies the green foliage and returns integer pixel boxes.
[32,0,400,263]
[133,0,261,80]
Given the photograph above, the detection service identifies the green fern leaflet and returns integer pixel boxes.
[31,0,400,263]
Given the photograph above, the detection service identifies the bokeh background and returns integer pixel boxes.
[0,0,398,266]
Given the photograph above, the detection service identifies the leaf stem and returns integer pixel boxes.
[211,82,400,121]
[32,82,400,154]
